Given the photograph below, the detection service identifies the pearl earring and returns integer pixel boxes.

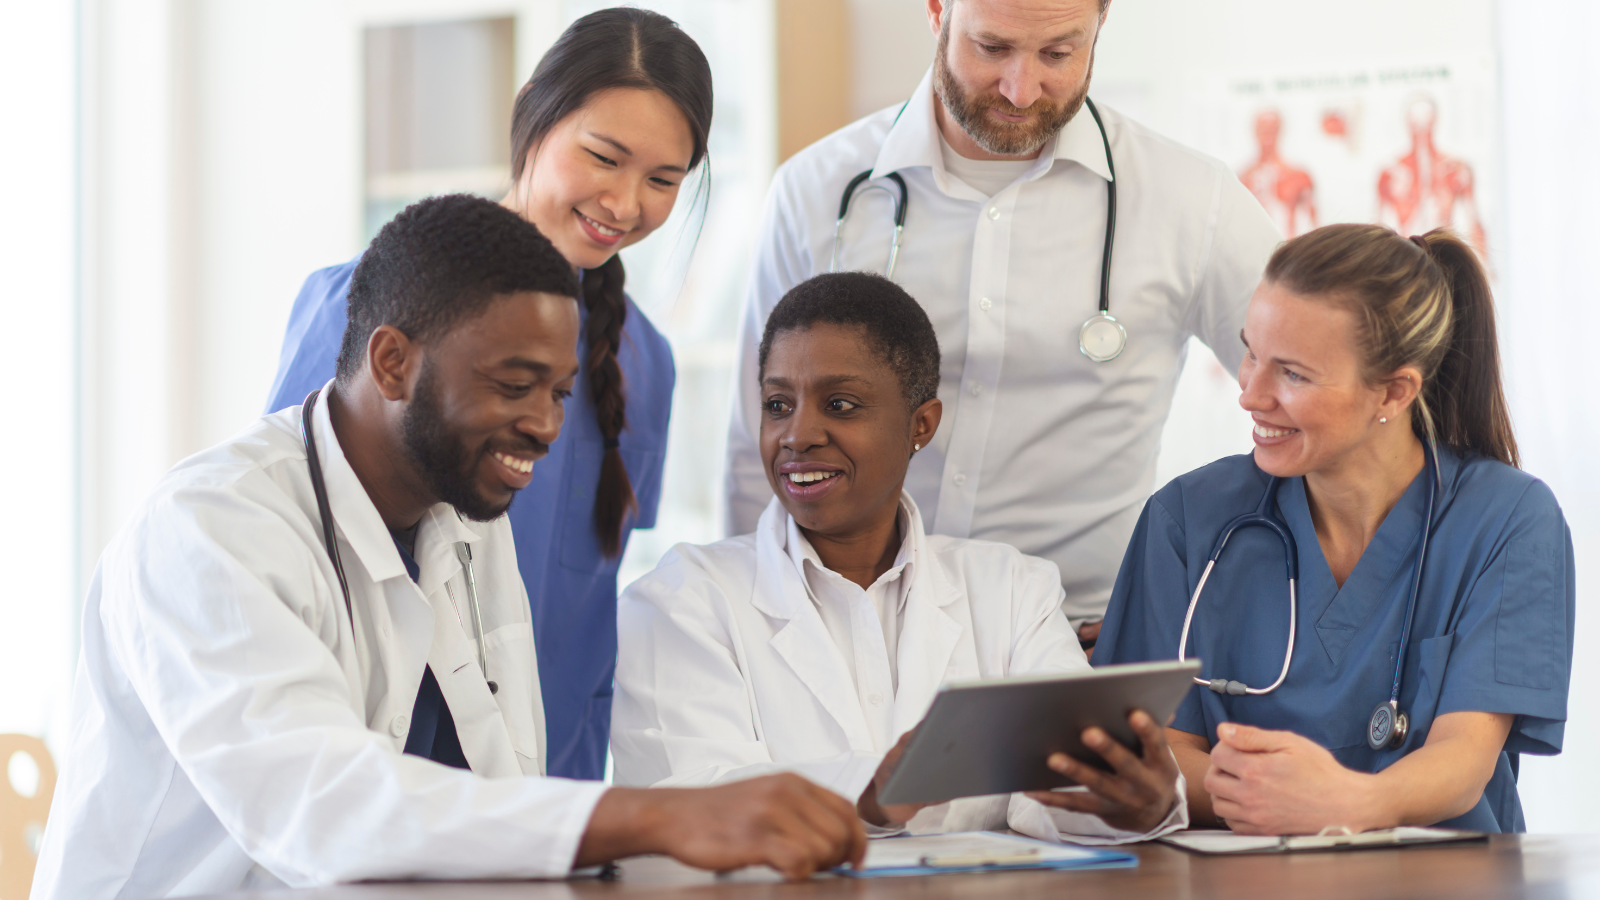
[913,443,921,451]
[1379,417,1388,424]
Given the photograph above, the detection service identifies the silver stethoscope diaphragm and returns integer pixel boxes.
[1079,313,1127,362]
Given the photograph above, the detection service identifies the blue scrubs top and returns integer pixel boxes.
[1096,448,1575,832]
[266,256,676,780]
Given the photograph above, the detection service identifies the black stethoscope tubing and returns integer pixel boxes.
[832,97,1121,360]
[303,388,354,629]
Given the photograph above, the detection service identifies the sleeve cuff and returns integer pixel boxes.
[1006,765,1190,845]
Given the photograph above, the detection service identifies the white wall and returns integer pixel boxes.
[1495,0,1600,834]
[0,1,78,751]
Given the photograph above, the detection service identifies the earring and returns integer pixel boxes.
[913,443,921,451]
[1379,417,1388,424]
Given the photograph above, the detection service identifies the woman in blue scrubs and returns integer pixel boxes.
[1096,224,1574,834]
[265,9,710,780]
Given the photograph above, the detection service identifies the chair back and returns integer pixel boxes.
[0,735,55,900]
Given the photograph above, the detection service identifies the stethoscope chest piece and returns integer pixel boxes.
[1079,313,1127,362]
[1367,699,1409,750]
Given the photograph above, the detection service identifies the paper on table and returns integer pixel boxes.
[1161,827,1485,855]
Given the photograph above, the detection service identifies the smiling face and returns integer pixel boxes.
[511,87,695,270]
[929,0,1104,157]
[1238,281,1422,479]
[400,290,581,521]
[760,323,940,540]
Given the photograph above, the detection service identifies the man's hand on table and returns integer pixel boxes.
[576,775,867,880]
[1023,709,1181,834]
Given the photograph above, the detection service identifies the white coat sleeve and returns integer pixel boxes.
[102,482,607,885]
[999,552,1190,844]
[1185,163,1282,375]
[722,169,814,536]
[611,546,880,800]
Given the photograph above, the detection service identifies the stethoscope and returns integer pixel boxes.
[1177,443,1439,752]
[829,97,1126,362]
[302,388,498,694]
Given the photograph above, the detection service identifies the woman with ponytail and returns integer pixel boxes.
[266,8,710,781]
[1096,224,1574,834]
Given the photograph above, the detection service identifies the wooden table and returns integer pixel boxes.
[200,835,1600,900]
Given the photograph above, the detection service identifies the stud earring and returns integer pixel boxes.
[1379,417,1388,424]
[913,443,921,451]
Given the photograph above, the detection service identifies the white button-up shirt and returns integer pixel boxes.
[725,68,1282,622]
[32,389,608,899]
[787,503,915,751]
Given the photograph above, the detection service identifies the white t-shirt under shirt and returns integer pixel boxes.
[938,135,1037,197]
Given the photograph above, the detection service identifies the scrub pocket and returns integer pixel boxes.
[558,439,660,572]
[1494,539,1563,689]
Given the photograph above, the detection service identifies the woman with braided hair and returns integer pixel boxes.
[266,7,709,781]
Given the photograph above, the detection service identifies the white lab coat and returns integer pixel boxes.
[612,495,1186,843]
[31,389,607,900]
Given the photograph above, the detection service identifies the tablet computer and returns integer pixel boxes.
[877,659,1201,806]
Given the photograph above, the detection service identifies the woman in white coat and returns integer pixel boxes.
[613,272,1186,841]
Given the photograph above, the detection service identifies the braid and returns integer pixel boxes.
[582,254,637,557]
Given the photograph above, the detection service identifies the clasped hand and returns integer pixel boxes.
[1205,722,1377,835]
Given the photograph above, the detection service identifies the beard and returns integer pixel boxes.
[401,360,515,523]
[933,17,1091,157]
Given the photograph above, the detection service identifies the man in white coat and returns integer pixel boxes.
[615,273,1186,841]
[32,196,865,900]
[723,0,1282,648]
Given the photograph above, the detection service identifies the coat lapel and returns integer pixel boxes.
[890,559,966,739]
[891,494,970,738]
[751,500,876,752]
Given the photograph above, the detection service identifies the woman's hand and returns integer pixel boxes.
[857,728,932,827]
[1205,722,1379,835]
[1022,709,1181,834]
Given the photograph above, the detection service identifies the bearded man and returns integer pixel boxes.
[35,195,864,899]
[724,0,1282,648]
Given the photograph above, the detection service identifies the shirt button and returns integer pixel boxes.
[970,383,982,397]
[953,473,967,486]
[389,714,410,737]
[987,207,1001,220]
[979,297,992,311]
[869,693,884,705]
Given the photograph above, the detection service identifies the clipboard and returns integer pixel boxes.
[1160,827,1487,855]
[842,832,1136,878]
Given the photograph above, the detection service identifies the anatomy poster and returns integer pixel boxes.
[1165,60,1500,269]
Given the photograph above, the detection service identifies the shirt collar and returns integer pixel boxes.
[871,66,1114,190]
[309,380,484,587]
[783,493,921,602]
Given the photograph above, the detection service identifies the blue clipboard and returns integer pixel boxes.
[840,831,1137,878]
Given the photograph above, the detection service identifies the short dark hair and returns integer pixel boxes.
[758,272,941,410]
[336,194,579,382]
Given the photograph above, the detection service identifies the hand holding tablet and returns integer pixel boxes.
[874,660,1201,831]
